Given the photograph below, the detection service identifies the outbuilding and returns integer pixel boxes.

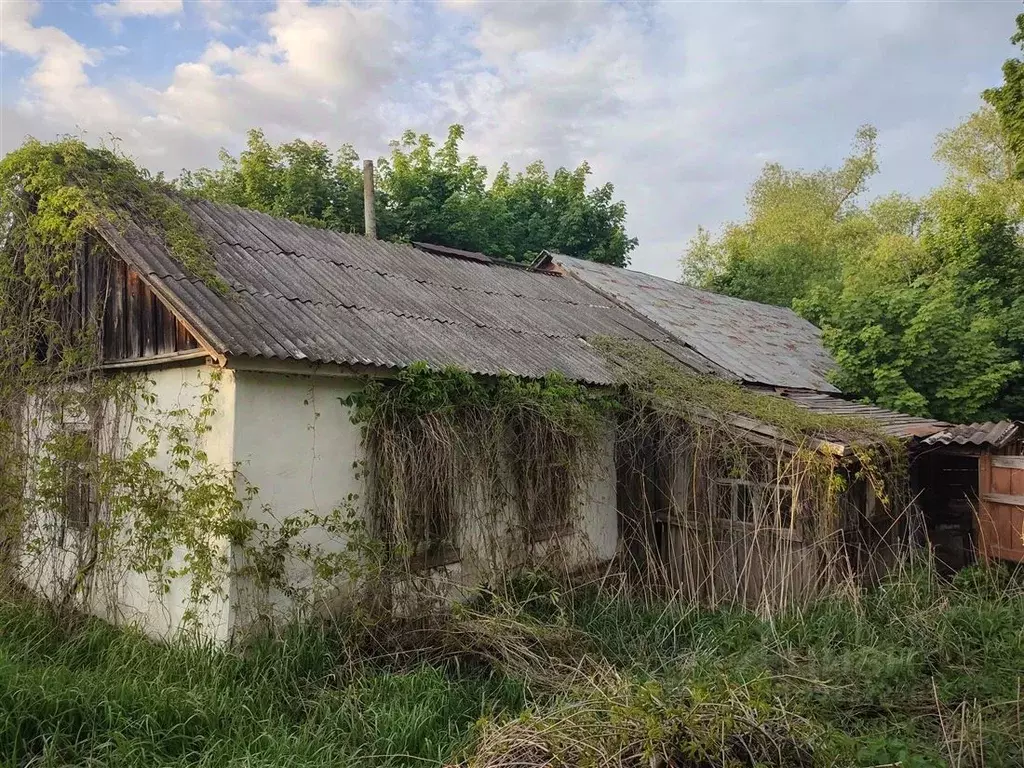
[15,198,1020,641]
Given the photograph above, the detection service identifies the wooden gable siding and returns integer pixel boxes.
[77,238,201,365]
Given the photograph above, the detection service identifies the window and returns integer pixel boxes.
[58,429,95,532]
[407,493,458,570]
[403,469,460,571]
[713,478,794,531]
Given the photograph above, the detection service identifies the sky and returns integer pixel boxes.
[0,0,1019,278]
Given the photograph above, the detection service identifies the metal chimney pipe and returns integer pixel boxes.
[363,159,376,239]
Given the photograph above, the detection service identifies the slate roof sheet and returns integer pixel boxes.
[548,254,839,392]
[97,200,717,384]
[777,390,948,439]
[922,421,1023,449]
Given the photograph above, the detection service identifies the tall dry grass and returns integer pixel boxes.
[1,560,1022,767]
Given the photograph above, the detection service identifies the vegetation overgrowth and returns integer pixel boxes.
[2,562,1022,767]
[593,337,886,442]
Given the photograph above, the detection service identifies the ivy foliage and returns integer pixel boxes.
[347,362,615,435]
[0,137,222,305]
[0,138,242,625]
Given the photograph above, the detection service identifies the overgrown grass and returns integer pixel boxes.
[2,563,1022,767]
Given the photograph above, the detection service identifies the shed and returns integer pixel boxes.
[538,253,1024,587]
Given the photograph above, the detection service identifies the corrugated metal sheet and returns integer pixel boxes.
[550,254,839,392]
[96,201,719,384]
[922,421,1022,449]
[777,390,949,439]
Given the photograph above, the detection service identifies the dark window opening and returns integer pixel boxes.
[59,429,95,532]
[406,477,459,571]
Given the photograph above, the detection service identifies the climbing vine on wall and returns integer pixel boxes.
[0,138,240,627]
[593,337,911,611]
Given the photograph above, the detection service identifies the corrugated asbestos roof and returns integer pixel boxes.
[779,391,1022,449]
[545,254,839,393]
[922,421,1023,449]
[96,202,1022,450]
[96,200,719,385]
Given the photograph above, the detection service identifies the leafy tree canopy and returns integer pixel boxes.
[177,125,636,267]
[684,110,1024,423]
[984,12,1024,178]
[682,126,878,308]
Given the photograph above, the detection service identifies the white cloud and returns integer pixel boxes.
[139,0,408,143]
[95,0,183,21]
[0,0,123,124]
[1,0,1020,277]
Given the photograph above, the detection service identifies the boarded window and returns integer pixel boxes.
[59,429,95,532]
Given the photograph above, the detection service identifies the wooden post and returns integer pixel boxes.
[363,159,376,240]
[977,453,993,563]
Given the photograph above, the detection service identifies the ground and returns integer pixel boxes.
[1,563,1022,767]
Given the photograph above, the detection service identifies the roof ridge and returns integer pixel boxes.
[200,237,612,309]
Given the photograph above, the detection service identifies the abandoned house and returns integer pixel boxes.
[15,197,1023,642]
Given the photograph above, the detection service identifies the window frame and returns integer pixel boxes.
[712,477,800,539]
[58,427,95,533]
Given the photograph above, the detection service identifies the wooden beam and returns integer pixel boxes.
[100,349,210,370]
[982,492,1024,506]
[125,270,142,359]
[992,455,1024,470]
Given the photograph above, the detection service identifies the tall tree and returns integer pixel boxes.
[177,129,365,232]
[686,115,1024,422]
[178,125,636,267]
[812,187,1024,421]
[983,13,1024,177]
[681,126,878,307]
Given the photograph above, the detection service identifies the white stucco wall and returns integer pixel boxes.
[22,363,236,643]
[229,367,620,629]
[229,369,365,626]
[24,361,622,641]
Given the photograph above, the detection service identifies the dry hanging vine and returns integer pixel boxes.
[592,337,911,613]
[342,362,617,602]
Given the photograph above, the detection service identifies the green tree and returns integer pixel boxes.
[681,126,878,307]
[177,129,365,232]
[812,188,1024,421]
[178,125,636,266]
[687,114,1024,422]
[983,13,1024,177]
[373,125,510,255]
[491,159,636,265]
